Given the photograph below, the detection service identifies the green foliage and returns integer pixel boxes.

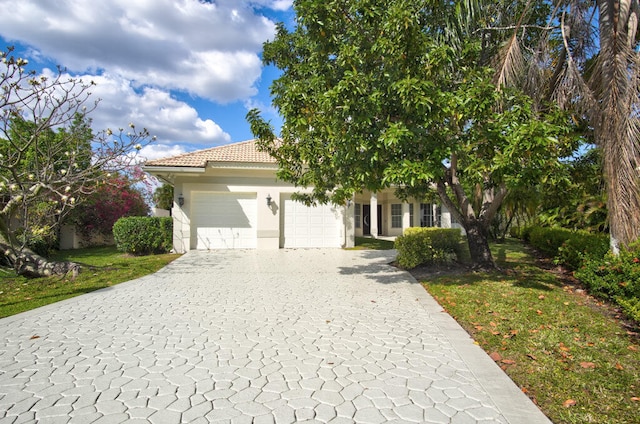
[395,227,461,269]
[575,243,640,310]
[112,217,172,255]
[527,226,609,270]
[535,148,608,232]
[248,0,576,269]
[153,183,174,211]
[556,232,609,270]
[528,227,575,257]
[509,225,534,242]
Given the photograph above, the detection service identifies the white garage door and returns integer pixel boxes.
[192,192,257,249]
[282,198,342,248]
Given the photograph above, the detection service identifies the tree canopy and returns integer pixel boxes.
[248,0,576,268]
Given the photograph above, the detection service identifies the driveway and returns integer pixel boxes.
[0,249,550,423]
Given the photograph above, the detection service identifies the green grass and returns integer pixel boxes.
[351,236,395,250]
[421,239,640,424]
[0,246,181,318]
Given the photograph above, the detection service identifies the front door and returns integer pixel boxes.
[363,205,383,236]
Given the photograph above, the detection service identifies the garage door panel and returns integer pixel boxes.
[282,198,342,248]
[192,193,257,249]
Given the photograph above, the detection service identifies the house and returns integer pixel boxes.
[143,139,460,253]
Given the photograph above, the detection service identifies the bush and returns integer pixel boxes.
[112,217,172,255]
[395,227,462,269]
[527,226,608,270]
[509,225,533,242]
[575,242,640,323]
[556,231,609,270]
[528,227,574,257]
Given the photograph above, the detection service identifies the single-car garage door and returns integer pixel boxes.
[191,192,257,249]
[282,197,342,248]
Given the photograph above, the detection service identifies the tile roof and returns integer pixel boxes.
[144,139,276,168]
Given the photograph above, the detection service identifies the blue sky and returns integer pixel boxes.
[0,0,295,162]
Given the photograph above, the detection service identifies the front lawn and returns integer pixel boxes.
[0,246,181,318]
[421,239,639,424]
[352,236,395,250]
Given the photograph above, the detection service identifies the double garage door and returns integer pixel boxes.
[191,192,342,249]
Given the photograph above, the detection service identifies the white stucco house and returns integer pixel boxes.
[143,139,460,253]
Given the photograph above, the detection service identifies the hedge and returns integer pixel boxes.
[575,242,640,323]
[518,226,608,270]
[513,226,639,323]
[112,216,172,255]
[395,227,462,269]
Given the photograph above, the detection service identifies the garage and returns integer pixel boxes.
[281,197,343,248]
[191,192,257,249]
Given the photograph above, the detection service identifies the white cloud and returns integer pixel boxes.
[37,70,232,151]
[0,0,277,102]
[138,144,187,162]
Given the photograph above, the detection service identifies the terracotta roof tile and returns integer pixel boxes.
[144,139,276,168]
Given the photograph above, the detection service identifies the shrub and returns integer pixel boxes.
[509,225,534,242]
[575,242,640,323]
[395,227,462,269]
[556,231,609,270]
[112,216,172,255]
[575,242,640,301]
[528,226,574,257]
[527,226,608,270]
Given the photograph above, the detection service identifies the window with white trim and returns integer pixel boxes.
[391,204,402,228]
[354,203,361,228]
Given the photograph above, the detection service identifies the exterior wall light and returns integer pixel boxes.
[178,193,184,207]
[266,194,272,207]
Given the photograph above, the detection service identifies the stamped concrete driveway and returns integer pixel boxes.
[0,249,550,424]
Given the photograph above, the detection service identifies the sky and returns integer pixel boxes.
[0,0,295,162]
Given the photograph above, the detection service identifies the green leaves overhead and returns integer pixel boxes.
[248,0,576,267]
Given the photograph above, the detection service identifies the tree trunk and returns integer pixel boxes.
[465,220,496,270]
[0,240,79,279]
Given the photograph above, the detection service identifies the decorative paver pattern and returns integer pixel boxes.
[0,249,550,423]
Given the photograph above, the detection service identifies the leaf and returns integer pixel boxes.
[563,399,577,408]
[29,335,40,340]
[501,359,516,365]
[615,362,624,370]
[527,353,537,361]
[490,352,502,362]
[579,362,596,369]
[631,397,640,402]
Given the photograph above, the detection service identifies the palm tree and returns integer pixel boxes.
[494,0,640,252]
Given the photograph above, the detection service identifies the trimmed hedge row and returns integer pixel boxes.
[512,226,608,270]
[395,227,462,269]
[575,243,640,323]
[512,226,639,323]
[112,216,172,255]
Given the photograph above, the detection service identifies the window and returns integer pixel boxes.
[420,203,434,227]
[391,204,402,228]
[409,203,414,227]
[354,203,361,228]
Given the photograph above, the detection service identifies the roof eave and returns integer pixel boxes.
[143,165,206,174]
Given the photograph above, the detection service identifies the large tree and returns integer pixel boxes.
[0,47,154,277]
[494,0,640,252]
[248,0,575,269]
